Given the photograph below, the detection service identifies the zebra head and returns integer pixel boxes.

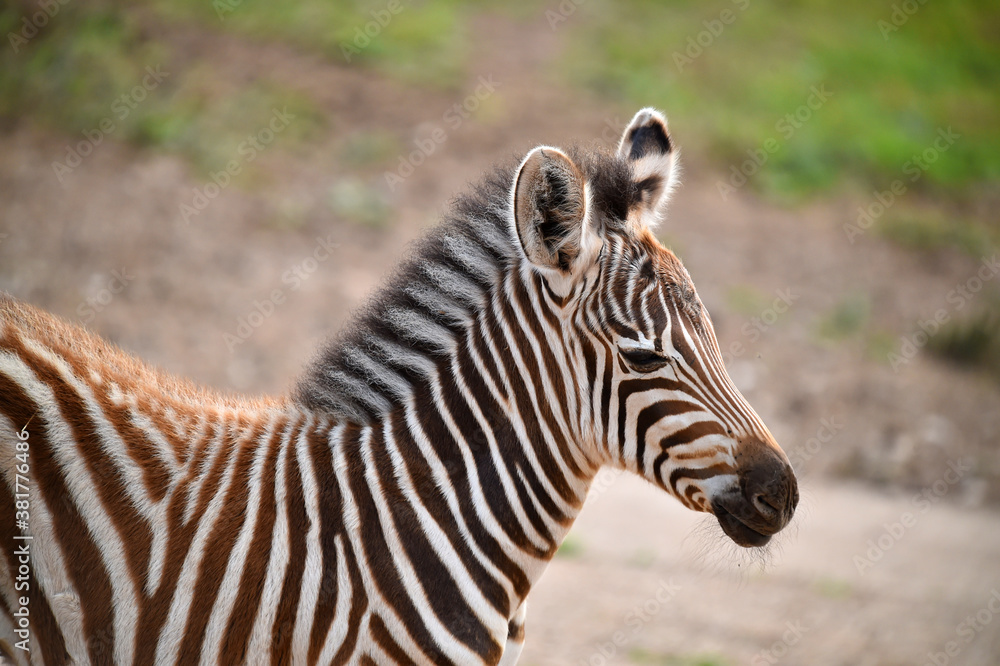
[511,108,798,547]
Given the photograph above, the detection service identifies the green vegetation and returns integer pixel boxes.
[5,0,997,210]
[561,0,1000,205]
[0,3,324,177]
[338,130,403,169]
[555,534,584,559]
[147,0,471,88]
[725,284,769,317]
[817,293,870,341]
[815,577,853,599]
[328,177,392,228]
[877,208,995,258]
[927,305,1000,381]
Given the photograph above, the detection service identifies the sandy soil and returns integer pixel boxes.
[522,475,1000,665]
[1,11,998,664]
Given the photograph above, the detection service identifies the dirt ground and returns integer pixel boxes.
[1,13,998,665]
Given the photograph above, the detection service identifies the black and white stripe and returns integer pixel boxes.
[0,108,797,664]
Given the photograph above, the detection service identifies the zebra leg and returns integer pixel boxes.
[499,601,527,666]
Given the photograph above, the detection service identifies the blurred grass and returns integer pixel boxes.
[817,293,870,341]
[4,0,998,208]
[0,3,325,177]
[876,208,995,257]
[555,534,584,559]
[725,284,768,317]
[146,0,471,88]
[561,0,1000,207]
[927,304,1000,381]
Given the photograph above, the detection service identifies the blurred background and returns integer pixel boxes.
[1,0,999,663]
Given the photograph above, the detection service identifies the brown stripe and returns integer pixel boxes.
[177,417,281,663]
[0,365,114,664]
[0,453,70,665]
[370,614,410,664]
[389,410,529,600]
[272,420,310,665]
[633,400,704,475]
[220,420,285,663]
[370,423,501,662]
[87,384,172,502]
[306,422,343,664]
[342,426,453,666]
[11,337,154,598]
[134,417,233,664]
[438,355,553,557]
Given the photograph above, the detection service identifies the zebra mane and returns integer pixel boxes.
[294,147,636,424]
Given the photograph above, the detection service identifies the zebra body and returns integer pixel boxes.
[0,109,798,664]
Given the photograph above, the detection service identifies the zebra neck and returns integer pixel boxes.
[320,381,595,607]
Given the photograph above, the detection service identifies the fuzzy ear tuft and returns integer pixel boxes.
[618,108,679,228]
[513,146,590,272]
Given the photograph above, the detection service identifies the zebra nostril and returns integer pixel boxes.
[753,492,781,517]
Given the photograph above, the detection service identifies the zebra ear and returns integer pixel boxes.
[617,108,678,229]
[513,146,591,273]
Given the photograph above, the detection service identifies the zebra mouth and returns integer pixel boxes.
[712,503,772,548]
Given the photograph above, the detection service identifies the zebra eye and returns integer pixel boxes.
[620,348,669,373]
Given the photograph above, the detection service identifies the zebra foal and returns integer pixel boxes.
[0,108,797,665]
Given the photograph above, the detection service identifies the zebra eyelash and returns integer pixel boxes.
[618,346,671,372]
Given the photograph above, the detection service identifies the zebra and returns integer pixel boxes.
[0,108,797,665]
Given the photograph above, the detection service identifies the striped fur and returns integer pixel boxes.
[0,109,797,665]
